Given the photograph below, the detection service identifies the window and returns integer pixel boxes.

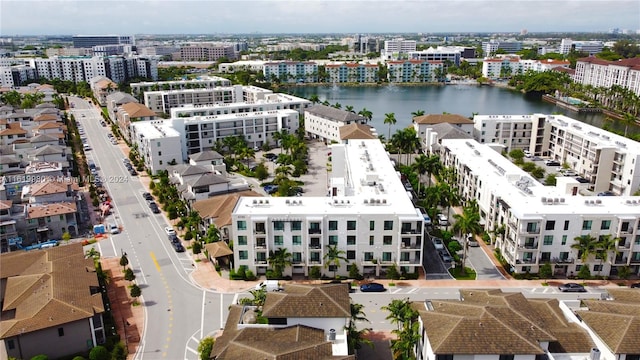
[545,221,555,230]
[600,220,611,230]
[347,235,356,245]
[292,252,302,263]
[347,250,356,260]
[237,220,246,230]
[239,251,248,260]
[384,220,394,231]
[561,235,567,245]
[541,252,551,262]
[274,221,284,231]
[60,215,64,220]
[436,355,454,360]
[58,327,65,337]
[559,252,569,261]
[594,264,603,272]
[383,236,393,245]
[382,252,392,262]
[158,151,162,156]
[274,235,283,246]
[329,221,338,231]
[543,235,553,245]
[329,235,338,245]
[310,252,320,263]
[292,235,301,245]
[7,340,14,350]
[291,221,302,231]
[621,221,630,232]
[347,220,357,230]
[564,220,570,230]
[364,252,374,261]
[499,355,514,360]
[636,235,640,245]
[369,220,375,231]
[526,222,538,233]
[238,235,247,246]
[582,220,592,230]
[369,236,374,245]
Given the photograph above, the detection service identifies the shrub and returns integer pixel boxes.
[110,342,127,360]
[192,240,201,254]
[386,264,400,280]
[198,337,215,360]
[348,263,363,280]
[236,266,246,279]
[89,346,110,360]
[244,269,256,281]
[30,356,49,360]
[309,266,321,279]
[539,263,553,279]
[577,265,592,280]
[124,268,136,282]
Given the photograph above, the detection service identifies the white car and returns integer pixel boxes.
[432,237,445,250]
[437,214,448,226]
[164,226,176,236]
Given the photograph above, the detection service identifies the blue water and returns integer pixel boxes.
[286,84,621,134]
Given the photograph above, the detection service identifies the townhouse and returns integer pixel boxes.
[304,104,370,143]
[440,138,640,276]
[387,60,443,83]
[232,139,424,278]
[574,57,640,96]
[473,114,640,196]
[263,61,318,83]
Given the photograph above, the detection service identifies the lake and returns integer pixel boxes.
[286,84,629,135]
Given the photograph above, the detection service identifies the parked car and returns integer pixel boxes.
[439,252,453,262]
[523,149,532,158]
[467,235,479,247]
[630,283,640,288]
[437,214,448,226]
[165,226,176,236]
[129,169,138,176]
[172,242,185,252]
[545,160,561,166]
[423,214,432,227]
[432,237,444,250]
[597,191,615,196]
[558,283,587,292]
[168,233,180,244]
[142,192,153,201]
[150,204,161,214]
[264,153,277,161]
[360,283,386,292]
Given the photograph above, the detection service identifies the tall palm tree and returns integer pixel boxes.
[384,112,397,141]
[411,109,425,118]
[323,244,348,278]
[622,112,637,137]
[440,183,460,231]
[345,302,373,354]
[333,102,342,109]
[424,155,442,187]
[452,201,483,273]
[309,94,320,104]
[272,129,288,154]
[595,234,620,276]
[381,298,415,332]
[268,247,292,277]
[345,105,354,113]
[571,235,599,264]
[358,108,373,123]
[412,154,429,197]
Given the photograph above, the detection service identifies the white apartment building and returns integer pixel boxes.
[408,47,462,67]
[482,40,522,55]
[217,60,266,74]
[304,104,368,143]
[0,65,38,88]
[473,114,640,195]
[574,57,640,96]
[482,56,570,79]
[170,109,300,160]
[28,56,157,84]
[232,139,424,278]
[440,138,640,277]
[129,120,182,173]
[169,92,311,118]
[262,61,318,83]
[130,76,231,99]
[560,39,604,56]
[387,60,442,83]
[381,39,417,60]
[179,43,237,61]
[324,62,379,83]
[143,85,243,114]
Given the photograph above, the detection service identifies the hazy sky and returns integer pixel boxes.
[1,0,638,35]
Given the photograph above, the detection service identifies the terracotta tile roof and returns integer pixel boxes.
[96,79,116,90]
[203,241,233,258]
[0,123,27,135]
[120,102,156,118]
[33,114,58,122]
[339,123,377,140]
[191,191,261,228]
[0,243,104,338]
[0,199,12,210]
[413,113,473,125]
[36,122,63,130]
[262,284,351,318]
[26,202,77,219]
[28,180,79,196]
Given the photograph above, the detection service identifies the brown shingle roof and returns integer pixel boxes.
[413,113,473,125]
[262,284,351,318]
[191,191,261,228]
[26,202,77,219]
[33,114,58,122]
[28,180,79,197]
[339,123,377,140]
[120,102,156,118]
[203,241,233,258]
[0,243,104,338]
[0,123,27,135]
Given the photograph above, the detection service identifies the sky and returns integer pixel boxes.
[1,0,639,36]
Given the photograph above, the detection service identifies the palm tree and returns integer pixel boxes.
[440,183,460,231]
[272,129,288,154]
[345,105,354,113]
[382,298,419,359]
[323,244,348,278]
[384,112,397,141]
[412,154,429,197]
[345,302,373,354]
[333,102,342,109]
[358,108,373,123]
[622,112,637,137]
[309,94,320,104]
[571,235,599,264]
[424,155,442,187]
[452,201,483,273]
[268,247,292,277]
[411,109,425,118]
[595,235,620,276]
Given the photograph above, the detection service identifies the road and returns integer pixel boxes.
[70,97,236,360]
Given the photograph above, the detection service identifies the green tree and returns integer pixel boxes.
[348,262,363,280]
[119,253,129,270]
[595,234,620,276]
[309,265,322,280]
[544,174,557,186]
[411,109,425,118]
[239,285,267,306]
[508,149,525,161]
[412,154,430,196]
[384,112,397,141]
[192,240,202,255]
[268,247,292,278]
[88,345,110,360]
[539,263,553,279]
[386,263,400,280]
[358,108,373,123]
[323,245,348,278]
[577,265,592,280]
[197,337,215,360]
[531,166,545,179]
[346,302,373,354]
[110,342,127,360]
[254,162,269,180]
[618,266,631,279]
[62,231,71,242]
[30,356,49,360]
[130,284,142,299]
[124,267,136,282]
[572,235,599,263]
[452,201,483,273]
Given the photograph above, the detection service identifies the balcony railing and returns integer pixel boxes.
[255,243,266,249]
[308,229,322,234]
[400,228,420,234]
[254,260,267,265]
[309,243,321,249]
[401,242,422,249]
[551,257,574,264]
[399,258,421,264]
[254,229,266,234]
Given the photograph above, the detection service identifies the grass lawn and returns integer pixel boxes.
[449,267,477,280]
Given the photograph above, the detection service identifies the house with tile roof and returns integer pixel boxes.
[0,122,27,146]
[188,150,226,175]
[0,243,106,360]
[22,180,79,204]
[192,190,261,241]
[413,289,595,360]
[412,114,474,139]
[210,284,353,359]
[25,201,79,241]
[305,104,369,144]
[168,164,249,204]
[339,123,378,142]
[115,102,156,140]
[89,76,118,106]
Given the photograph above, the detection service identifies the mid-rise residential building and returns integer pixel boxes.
[387,60,443,83]
[262,61,318,83]
[92,44,133,57]
[0,243,106,360]
[130,76,231,100]
[473,114,640,195]
[232,139,424,278]
[325,62,379,83]
[482,56,571,80]
[72,34,133,48]
[482,40,522,55]
[408,46,468,67]
[560,39,604,56]
[574,57,640,96]
[440,138,640,276]
[114,102,156,140]
[304,104,369,143]
[0,65,38,88]
[381,39,417,60]
[217,60,266,74]
[129,120,183,173]
[143,85,243,114]
[28,56,157,84]
[179,43,237,61]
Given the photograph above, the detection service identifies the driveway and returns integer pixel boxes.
[423,230,453,280]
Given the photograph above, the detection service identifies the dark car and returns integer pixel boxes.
[148,201,160,214]
[630,283,640,288]
[168,234,180,244]
[558,283,587,292]
[545,160,561,166]
[172,242,185,252]
[142,192,153,201]
[264,153,277,161]
[129,169,138,176]
[360,283,386,292]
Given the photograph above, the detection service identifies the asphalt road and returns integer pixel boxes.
[70,97,236,360]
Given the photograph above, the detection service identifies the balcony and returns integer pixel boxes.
[521,243,537,249]
[516,257,537,264]
[309,243,321,249]
[551,257,574,264]
[308,229,322,235]
[255,242,266,249]
[399,257,421,264]
[401,241,422,249]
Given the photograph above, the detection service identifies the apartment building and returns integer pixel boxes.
[560,39,604,56]
[232,139,424,278]
[217,60,266,74]
[440,138,640,277]
[262,61,318,83]
[482,40,522,55]
[304,104,369,143]
[179,43,237,61]
[387,60,443,83]
[0,65,38,88]
[482,56,570,79]
[143,86,243,114]
[474,114,640,195]
[129,120,183,173]
[27,56,157,84]
[408,46,465,67]
[381,39,417,60]
[574,57,640,96]
[325,62,379,83]
[130,75,231,100]
[72,34,133,48]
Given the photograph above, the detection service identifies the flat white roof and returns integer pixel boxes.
[234,139,419,218]
[442,139,640,218]
[131,76,230,86]
[132,120,180,139]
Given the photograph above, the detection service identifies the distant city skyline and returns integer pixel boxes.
[1,0,638,36]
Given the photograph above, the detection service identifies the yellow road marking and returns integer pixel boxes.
[150,252,161,272]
